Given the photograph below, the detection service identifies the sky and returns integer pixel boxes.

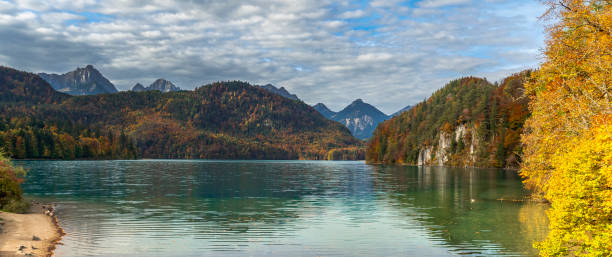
[0,0,547,114]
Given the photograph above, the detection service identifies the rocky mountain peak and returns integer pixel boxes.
[38,65,118,95]
[148,79,181,92]
[313,99,389,140]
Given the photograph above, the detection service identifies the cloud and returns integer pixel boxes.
[418,0,472,8]
[0,0,545,113]
[339,9,366,19]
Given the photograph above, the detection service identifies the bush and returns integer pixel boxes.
[0,152,29,213]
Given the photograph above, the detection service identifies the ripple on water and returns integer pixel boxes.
[15,160,548,257]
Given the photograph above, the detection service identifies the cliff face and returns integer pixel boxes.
[367,71,531,169]
[416,123,479,167]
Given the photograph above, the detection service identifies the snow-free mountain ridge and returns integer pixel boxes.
[38,65,118,95]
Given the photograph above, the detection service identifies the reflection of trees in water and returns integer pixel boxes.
[517,203,549,252]
[23,161,380,247]
[22,161,549,256]
[370,165,548,256]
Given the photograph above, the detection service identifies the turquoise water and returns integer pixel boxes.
[16,160,548,257]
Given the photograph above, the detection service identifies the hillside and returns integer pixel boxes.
[0,66,362,160]
[366,72,531,168]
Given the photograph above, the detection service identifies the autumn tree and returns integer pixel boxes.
[520,0,611,255]
[0,152,28,213]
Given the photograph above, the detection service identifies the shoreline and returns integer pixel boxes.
[0,202,64,257]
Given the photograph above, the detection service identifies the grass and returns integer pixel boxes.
[1,198,30,214]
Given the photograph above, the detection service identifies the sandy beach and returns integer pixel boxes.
[0,203,63,257]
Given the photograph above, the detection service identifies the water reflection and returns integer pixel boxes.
[370,165,548,256]
[17,160,547,256]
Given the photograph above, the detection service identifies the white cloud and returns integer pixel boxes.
[418,0,472,8]
[0,0,545,113]
[370,0,403,8]
[40,12,84,24]
[339,9,365,19]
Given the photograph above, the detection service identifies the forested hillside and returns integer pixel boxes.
[0,66,362,160]
[366,72,530,168]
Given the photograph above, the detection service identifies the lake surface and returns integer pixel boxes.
[16,160,548,257]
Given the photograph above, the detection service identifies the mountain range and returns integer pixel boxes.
[0,66,363,160]
[38,65,118,95]
[132,79,181,92]
[36,64,411,140]
[257,86,409,140]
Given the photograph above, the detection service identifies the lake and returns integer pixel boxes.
[16,160,548,256]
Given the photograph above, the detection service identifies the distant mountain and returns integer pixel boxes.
[148,79,181,92]
[131,83,146,92]
[391,105,413,117]
[313,103,336,119]
[38,65,118,95]
[332,99,390,140]
[132,79,181,92]
[257,84,299,101]
[0,66,363,160]
[313,99,389,140]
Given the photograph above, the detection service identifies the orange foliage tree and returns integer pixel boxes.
[520,0,611,255]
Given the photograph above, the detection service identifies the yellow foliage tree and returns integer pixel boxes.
[521,0,612,256]
[538,118,612,256]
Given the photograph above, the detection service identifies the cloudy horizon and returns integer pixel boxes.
[0,0,546,114]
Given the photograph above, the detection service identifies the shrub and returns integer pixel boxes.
[0,152,29,213]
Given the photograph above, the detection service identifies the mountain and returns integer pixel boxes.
[257,84,299,101]
[331,99,390,140]
[312,100,390,140]
[391,105,412,117]
[0,66,363,160]
[131,83,146,92]
[131,79,181,92]
[367,72,531,168]
[38,65,118,95]
[312,103,336,119]
[148,78,181,92]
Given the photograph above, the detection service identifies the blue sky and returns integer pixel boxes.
[0,0,546,113]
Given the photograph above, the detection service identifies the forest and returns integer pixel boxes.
[366,71,530,168]
[0,67,363,160]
